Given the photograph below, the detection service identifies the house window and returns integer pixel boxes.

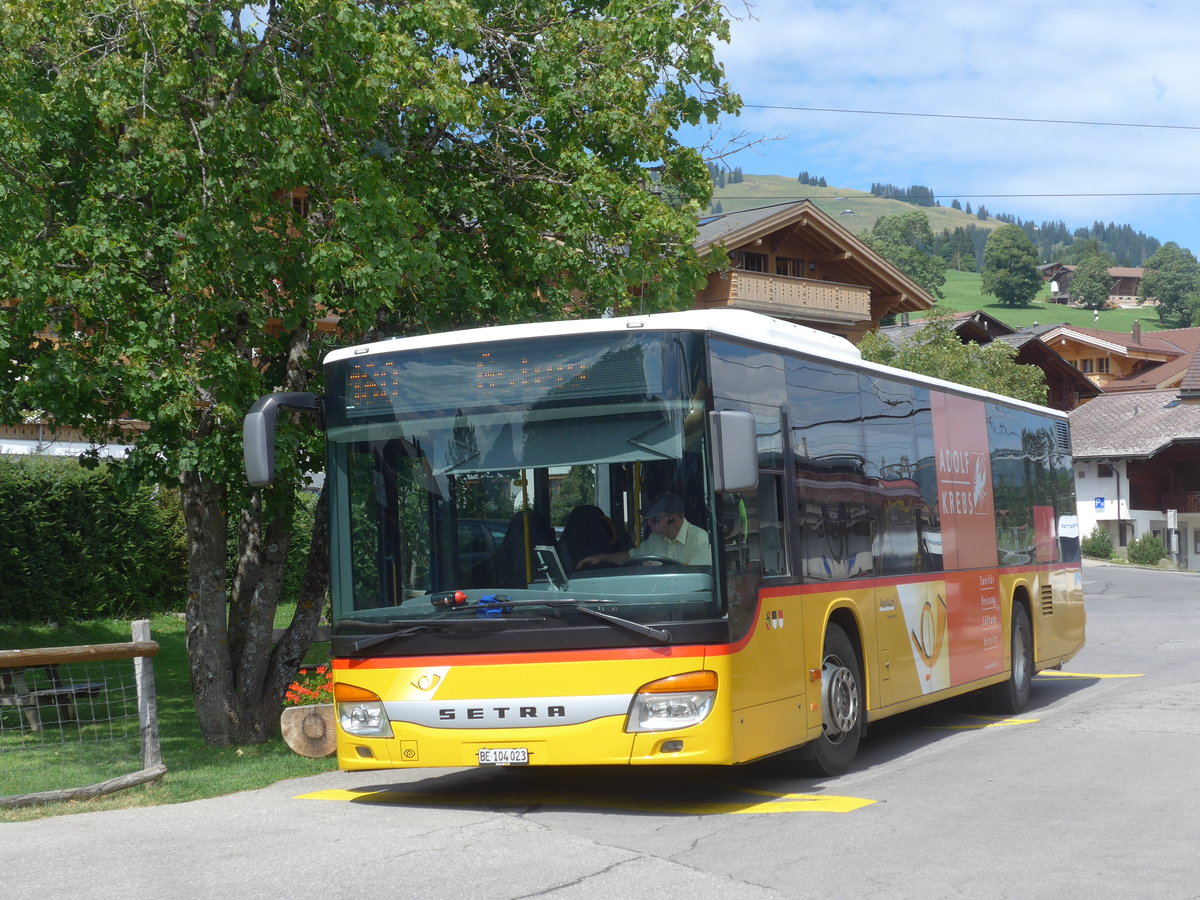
[1080,359,1095,374]
[1096,358,1110,374]
[731,250,768,273]
[775,256,805,278]
[1098,463,1115,478]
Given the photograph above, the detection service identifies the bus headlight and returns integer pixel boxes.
[334,682,391,737]
[626,671,718,733]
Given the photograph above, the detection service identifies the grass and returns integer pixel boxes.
[706,173,1001,240]
[921,269,1168,335]
[0,612,336,822]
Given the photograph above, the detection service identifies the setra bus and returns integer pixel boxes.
[244,309,1084,775]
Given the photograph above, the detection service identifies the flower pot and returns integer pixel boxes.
[280,703,337,758]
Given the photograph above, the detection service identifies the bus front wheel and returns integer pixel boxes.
[798,624,863,776]
[985,603,1032,714]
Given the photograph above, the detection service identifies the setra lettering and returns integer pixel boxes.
[437,704,568,721]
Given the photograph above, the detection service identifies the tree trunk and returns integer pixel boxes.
[180,471,240,745]
[180,472,329,745]
[180,322,328,746]
[262,486,330,731]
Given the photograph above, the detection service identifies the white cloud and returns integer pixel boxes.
[697,0,1200,250]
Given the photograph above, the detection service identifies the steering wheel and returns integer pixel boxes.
[628,555,676,567]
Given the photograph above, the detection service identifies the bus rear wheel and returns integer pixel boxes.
[985,603,1032,714]
[798,624,863,776]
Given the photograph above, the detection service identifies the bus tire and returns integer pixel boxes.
[985,603,1032,714]
[798,624,863,776]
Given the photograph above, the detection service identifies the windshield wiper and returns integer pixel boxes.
[342,613,553,652]
[345,623,429,653]
[443,598,671,644]
[565,602,672,644]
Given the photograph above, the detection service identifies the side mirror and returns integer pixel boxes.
[243,392,319,486]
[709,410,758,493]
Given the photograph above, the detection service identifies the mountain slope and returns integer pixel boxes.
[704,174,1001,239]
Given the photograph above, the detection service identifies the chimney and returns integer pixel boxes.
[1132,320,1141,344]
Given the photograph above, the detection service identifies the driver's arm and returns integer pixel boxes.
[577,549,632,569]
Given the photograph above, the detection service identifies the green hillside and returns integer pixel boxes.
[706,174,1000,240]
[927,270,1164,334]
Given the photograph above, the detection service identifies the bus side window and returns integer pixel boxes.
[755,475,787,576]
[719,474,786,576]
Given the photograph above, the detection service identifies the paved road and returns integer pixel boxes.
[5,560,1199,899]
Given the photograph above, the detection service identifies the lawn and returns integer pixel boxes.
[926,270,1166,336]
[0,612,336,821]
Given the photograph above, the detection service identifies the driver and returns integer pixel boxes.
[578,492,710,568]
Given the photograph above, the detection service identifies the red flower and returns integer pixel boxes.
[283,666,334,707]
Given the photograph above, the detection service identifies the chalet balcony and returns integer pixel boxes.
[1160,493,1200,514]
[696,271,872,325]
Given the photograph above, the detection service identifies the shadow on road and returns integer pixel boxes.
[301,672,1104,817]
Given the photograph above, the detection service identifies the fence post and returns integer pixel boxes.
[132,619,162,770]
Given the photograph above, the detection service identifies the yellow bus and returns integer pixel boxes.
[245,309,1084,775]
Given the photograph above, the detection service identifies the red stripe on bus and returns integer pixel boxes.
[334,643,708,670]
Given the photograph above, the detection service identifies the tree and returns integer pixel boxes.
[1069,255,1113,311]
[859,310,1048,405]
[0,0,736,744]
[859,210,947,299]
[1139,242,1200,326]
[981,225,1042,307]
[1064,238,1116,266]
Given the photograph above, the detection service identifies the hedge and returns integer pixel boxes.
[0,456,188,622]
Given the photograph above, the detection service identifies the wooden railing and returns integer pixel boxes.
[1160,492,1200,514]
[697,271,872,321]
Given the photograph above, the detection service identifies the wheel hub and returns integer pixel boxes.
[822,659,860,738]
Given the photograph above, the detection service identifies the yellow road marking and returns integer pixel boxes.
[929,714,1040,731]
[295,786,874,814]
[1036,671,1144,679]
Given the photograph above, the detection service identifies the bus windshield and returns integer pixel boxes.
[323,331,720,643]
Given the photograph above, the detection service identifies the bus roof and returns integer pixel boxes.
[324,309,860,364]
[324,309,1065,419]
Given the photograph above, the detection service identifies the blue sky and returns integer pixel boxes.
[684,0,1200,255]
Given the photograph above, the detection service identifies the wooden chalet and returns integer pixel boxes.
[693,201,934,341]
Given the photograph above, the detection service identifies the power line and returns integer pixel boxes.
[714,192,1200,200]
[741,104,1200,132]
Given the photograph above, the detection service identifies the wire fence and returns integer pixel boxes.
[0,620,164,808]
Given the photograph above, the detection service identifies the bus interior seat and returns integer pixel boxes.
[495,510,557,587]
[558,505,629,573]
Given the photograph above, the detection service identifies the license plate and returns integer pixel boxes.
[477,747,529,766]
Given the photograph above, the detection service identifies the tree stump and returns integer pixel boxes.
[280,704,337,758]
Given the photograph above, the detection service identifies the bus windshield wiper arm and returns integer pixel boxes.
[438,598,671,643]
[348,624,428,653]
[474,599,671,643]
[567,602,672,643]
[344,613,554,652]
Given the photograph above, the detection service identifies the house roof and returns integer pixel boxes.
[695,201,935,316]
[878,310,1018,345]
[1069,389,1200,459]
[1040,324,1200,392]
[1037,264,1143,278]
